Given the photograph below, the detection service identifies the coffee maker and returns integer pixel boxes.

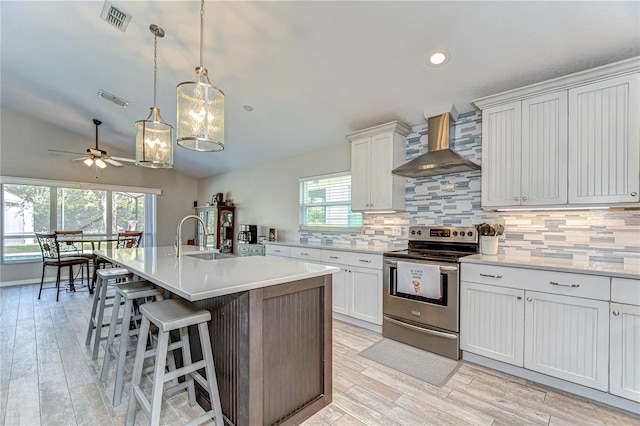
[238,225,257,244]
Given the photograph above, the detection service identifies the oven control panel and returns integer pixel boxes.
[408,226,478,243]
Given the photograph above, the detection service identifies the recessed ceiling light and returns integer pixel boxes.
[428,50,449,66]
[243,105,254,112]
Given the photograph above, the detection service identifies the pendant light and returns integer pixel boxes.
[135,24,174,168]
[176,0,225,152]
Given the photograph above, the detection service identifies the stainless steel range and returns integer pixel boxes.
[383,226,479,360]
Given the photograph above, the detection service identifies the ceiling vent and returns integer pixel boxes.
[98,89,129,108]
[100,1,132,32]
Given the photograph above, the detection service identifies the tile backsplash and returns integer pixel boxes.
[300,111,640,265]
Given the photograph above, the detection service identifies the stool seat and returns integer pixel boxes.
[98,267,132,278]
[140,299,210,333]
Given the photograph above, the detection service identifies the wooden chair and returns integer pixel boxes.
[94,231,144,287]
[35,232,91,301]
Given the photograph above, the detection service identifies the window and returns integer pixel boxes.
[299,172,362,232]
[1,178,158,263]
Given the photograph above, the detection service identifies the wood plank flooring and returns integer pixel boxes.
[1,283,638,425]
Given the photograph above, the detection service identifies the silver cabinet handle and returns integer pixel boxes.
[514,196,519,201]
[613,310,620,316]
[527,297,533,302]
[517,296,522,300]
[300,252,308,256]
[480,273,502,278]
[274,249,281,253]
[522,196,528,201]
[329,256,339,259]
[632,192,638,197]
[359,259,372,263]
[550,281,580,288]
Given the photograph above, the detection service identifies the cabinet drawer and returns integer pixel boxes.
[290,247,322,262]
[265,245,291,258]
[250,245,265,256]
[238,245,251,256]
[611,277,640,305]
[461,263,610,300]
[321,250,382,269]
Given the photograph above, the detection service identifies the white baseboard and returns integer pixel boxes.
[0,278,53,287]
[333,312,382,334]
[463,351,640,415]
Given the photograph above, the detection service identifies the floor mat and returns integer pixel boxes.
[359,338,460,387]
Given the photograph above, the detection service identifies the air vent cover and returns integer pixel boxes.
[100,1,132,32]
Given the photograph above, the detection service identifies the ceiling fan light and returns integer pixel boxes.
[136,107,174,168]
[84,157,94,167]
[176,0,225,152]
[95,158,107,169]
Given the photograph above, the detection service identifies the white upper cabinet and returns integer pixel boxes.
[474,57,640,209]
[348,121,410,212]
[568,74,640,204]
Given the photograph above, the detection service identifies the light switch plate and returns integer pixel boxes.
[391,226,402,236]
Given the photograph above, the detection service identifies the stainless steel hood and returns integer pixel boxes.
[392,108,480,178]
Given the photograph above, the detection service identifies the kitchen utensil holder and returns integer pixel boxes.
[480,235,499,255]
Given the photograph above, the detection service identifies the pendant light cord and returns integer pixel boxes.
[199,0,204,69]
[153,31,158,108]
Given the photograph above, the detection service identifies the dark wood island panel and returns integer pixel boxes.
[190,274,333,426]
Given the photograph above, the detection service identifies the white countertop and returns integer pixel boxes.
[461,254,640,280]
[264,241,406,255]
[95,246,339,301]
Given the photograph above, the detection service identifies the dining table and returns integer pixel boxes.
[56,235,121,293]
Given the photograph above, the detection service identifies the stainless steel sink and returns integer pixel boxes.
[185,251,236,260]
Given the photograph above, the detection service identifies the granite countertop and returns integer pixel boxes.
[95,246,339,301]
[263,241,406,255]
[461,254,640,280]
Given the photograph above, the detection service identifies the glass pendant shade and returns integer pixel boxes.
[135,107,174,168]
[176,67,225,151]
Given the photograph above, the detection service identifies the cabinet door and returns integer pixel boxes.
[568,74,640,204]
[326,262,349,315]
[521,91,568,205]
[350,137,370,211]
[610,303,640,402]
[481,101,522,207]
[460,282,524,366]
[349,266,383,325]
[369,132,393,210]
[524,291,609,391]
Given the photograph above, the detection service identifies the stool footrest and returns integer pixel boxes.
[163,360,206,383]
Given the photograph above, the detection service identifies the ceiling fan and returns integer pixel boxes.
[49,119,135,168]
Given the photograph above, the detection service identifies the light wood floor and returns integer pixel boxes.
[1,283,638,425]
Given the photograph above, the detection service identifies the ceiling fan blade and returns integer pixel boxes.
[105,158,124,167]
[71,157,89,162]
[110,156,136,163]
[48,149,86,156]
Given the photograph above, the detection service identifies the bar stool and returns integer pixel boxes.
[126,299,224,426]
[85,267,133,360]
[100,280,165,406]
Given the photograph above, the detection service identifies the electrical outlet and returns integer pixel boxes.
[391,226,402,236]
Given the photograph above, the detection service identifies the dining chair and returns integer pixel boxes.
[35,232,91,302]
[116,231,144,249]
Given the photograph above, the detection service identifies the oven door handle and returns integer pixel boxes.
[384,316,458,340]
[384,259,458,273]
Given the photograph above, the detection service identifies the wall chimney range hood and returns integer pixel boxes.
[392,105,480,178]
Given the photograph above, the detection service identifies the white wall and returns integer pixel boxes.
[0,109,198,284]
[198,142,351,242]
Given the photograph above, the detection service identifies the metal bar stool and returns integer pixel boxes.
[126,299,224,426]
[100,280,165,406]
[85,267,133,360]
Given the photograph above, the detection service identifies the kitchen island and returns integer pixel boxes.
[96,246,338,426]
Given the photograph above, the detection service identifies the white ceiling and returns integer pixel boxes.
[2,1,639,179]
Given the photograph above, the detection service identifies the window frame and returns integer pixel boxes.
[298,171,363,233]
[1,176,160,264]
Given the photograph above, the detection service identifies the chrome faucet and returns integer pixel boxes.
[176,215,209,257]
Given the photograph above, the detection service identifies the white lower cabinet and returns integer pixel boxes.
[460,282,524,366]
[524,291,609,391]
[265,244,383,327]
[461,263,611,393]
[610,277,640,402]
[349,266,383,325]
